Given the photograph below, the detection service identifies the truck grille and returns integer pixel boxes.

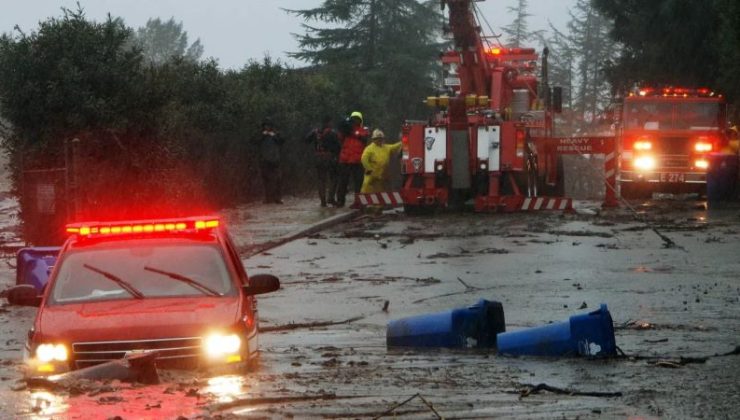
[660,155,690,168]
[657,137,689,154]
[72,337,202,369]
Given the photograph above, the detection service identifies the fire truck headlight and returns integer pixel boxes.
[479,162,488,171]
[694,142,712,153]
[633,156,656,171]
[695,159,709,170]
[204,333,241,358]
[36,344,68,362]
[634,141,652,151]
[435,163,445,172]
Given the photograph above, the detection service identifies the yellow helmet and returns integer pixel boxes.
[350,111,363,123]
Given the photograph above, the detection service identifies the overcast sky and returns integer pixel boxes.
[0,0,577,69]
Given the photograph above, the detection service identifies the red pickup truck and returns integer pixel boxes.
[6,216,279,375]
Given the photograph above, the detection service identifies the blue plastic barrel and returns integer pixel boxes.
[16,247,61,292]
[496,304,616,357]
[386,299,505,348]
[706,153,739,203]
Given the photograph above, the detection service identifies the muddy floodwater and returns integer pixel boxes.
[1,198,739,419]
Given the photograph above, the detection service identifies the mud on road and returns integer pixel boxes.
[1,198,739,419]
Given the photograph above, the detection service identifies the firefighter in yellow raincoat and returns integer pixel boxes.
[360,129,402,193]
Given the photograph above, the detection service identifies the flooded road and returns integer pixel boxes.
[1,198,739,418]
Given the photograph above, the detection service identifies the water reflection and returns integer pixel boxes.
[29,391,68,418]
[203,375,245,403]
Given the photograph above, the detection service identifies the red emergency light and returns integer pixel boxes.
[631,86,717,98]
[66,217,220,238]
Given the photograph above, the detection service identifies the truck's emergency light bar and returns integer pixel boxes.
[487,47,536,56]
[66,217,220,238]
[629,87,719,98]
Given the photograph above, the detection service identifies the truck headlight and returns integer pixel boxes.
[36,343,68,362]
[633,156,656,171]
[204,333,241,358]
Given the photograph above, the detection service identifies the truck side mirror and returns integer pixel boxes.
[243,274,280,296]
[552,87,563,113]
[5,285,42,307]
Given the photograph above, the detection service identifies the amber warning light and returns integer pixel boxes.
[66,217,220,238]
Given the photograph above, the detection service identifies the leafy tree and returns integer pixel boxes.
[715,0,740,119]
[286,0,444,135]
[592,0,720,91]
[566,0,615,125]
[538,25,577,133]
[0,6,149,163]
[592,0,740,119]
[501,0,537,48]
[135,17,203,65]
[536,2,615,133]
[0,7,355,245]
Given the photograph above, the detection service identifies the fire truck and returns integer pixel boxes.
[617,87,728,198]
[398,0,571,212]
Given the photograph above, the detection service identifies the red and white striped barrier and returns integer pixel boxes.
[520,197,572,211]
[355,192,405,207]
[603,151,618,207]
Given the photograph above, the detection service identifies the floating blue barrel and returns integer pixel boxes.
[386,299,505,348]
[706,153,739,203]
[496,304,616,357]
[16,247,61,292]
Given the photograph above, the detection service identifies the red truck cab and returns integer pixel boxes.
[7,216,279,375]
[618,87,727,197]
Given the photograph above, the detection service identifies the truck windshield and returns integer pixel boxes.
[50,242,235,304]
[624,100,723,130]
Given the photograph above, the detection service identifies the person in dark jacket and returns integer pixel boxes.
[257,117,284,204]
[336,111,368,207]
[304,116,341,207]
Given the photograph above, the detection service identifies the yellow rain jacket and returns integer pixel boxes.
[360,141,403,193]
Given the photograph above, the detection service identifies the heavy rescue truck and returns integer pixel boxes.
[398,0,573,212]
[617,87,728,198]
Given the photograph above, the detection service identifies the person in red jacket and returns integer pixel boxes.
[336,111,369,207]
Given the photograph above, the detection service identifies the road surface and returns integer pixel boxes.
[0,197,739,419]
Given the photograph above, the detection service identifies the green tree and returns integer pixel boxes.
[0,7,353,243]
[592,0,721,91]
[715,0,740,119]
[0,7,149,161]
[501,0,537,48]
[286,0,443,135]
[567,0,615,127]
[135,17,203,65]
[592,0,740,119]
[538,24,577,132]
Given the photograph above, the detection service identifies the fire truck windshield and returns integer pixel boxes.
[624,100,723,131]
[50,242,235,304]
